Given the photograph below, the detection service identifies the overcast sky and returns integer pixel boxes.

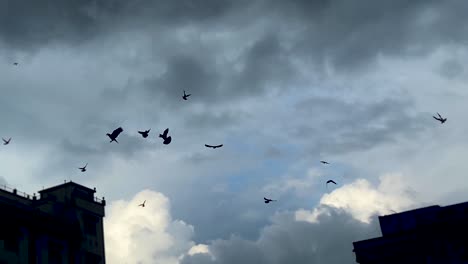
[1,0,468,263]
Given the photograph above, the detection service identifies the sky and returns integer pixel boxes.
[1,0,468,263]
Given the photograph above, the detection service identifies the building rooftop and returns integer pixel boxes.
[38,181,96,194]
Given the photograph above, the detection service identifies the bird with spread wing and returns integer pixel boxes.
[205,144,223,149]
[79,163,88,172]
[107,127,123,143]
[159,128,172,145]
[182,90,191,100]
[2,138,11,145]
[138,129,151,138]
[433,112,447,124]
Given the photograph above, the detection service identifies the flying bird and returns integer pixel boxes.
[139,200,146,207]
[78,163,88,172]
[13,62,18,66]
[320,160,330,164]
[433,112,447,124]
[106,127,123,143]
[138,129,151,138]
[159,128,172,145]
[182,90,191,100]
[326,180,337,185]
[2,138,11,145]
[264,197,277,204]
[205,144,223,149]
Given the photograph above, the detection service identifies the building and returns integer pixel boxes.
[353,201,468,263]
[0,181,106,263]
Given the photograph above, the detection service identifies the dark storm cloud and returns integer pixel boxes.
[0,0,251,52]
[2,0,468,73]
[265,0,468,73]
[141,30,297,109]
[181,207,380,264]
[143,53,222,105]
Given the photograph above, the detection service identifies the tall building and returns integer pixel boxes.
[353,201,468,263]
[0,181,106,263]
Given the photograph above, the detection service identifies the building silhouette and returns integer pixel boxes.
[353,201,468,263]
[0,181,106,263]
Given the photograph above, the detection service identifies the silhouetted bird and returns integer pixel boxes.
[107,127,123,143]
[433,112,447,124]
[79,163,88,172]
[182,90,191,100]
[326,180,337,185]
[320,160,330,164]
[13,62,18,66]
[139,200,146,207]
[159,128,172,145]
[2,138,11,145]
[264,197,277,204]
[205,144,223,149]
[138,129,151,138]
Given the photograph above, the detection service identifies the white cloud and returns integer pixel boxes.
[188,244,211,256]
[105,189,196,264]
[296,173,417,224]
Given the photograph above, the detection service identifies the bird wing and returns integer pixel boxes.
[433,116,440,121]
[264,197,268,201]
[85,163,88,168]
[147,129,151,133]
[138,131,144,135]
[437,112,442,118]
[216,144,223,148]
[2,138,6,143]
[163,128,169,137]
[111,127,123,137]
[205,144,213,148]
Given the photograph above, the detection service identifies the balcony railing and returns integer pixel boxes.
[0,183,106,205]
[0,183,33,200]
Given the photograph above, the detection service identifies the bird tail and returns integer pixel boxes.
[159,134,163,138]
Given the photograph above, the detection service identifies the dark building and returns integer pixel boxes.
[0,181,106,263]
[353,201,468,263]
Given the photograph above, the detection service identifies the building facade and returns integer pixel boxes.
[0,181,106,263]
[353,201,468,263]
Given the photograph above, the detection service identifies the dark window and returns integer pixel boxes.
[83,214,98,236]
[48,241,63,264]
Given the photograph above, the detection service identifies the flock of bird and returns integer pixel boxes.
[2,62,449,207]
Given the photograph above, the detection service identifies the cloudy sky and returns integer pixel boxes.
[1,0,468,263]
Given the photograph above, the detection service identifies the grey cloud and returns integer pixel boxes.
[438,59,464,79]
[143,53,222,106]
[292,96,431,156]
[263,0,468,72]
[0,0,251,53]
[3,0,468,75]
[140,29,298,109]
[0,176,7,186]
[181,207,380,264]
